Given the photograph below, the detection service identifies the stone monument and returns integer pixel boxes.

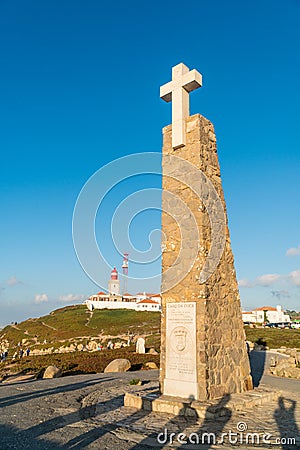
[159,63,253,401]
[124,63,255,414]
[136,337,145,354]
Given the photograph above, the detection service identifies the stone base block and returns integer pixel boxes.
[124,385,280,418]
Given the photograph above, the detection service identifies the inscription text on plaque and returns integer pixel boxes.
[164,302,197,398]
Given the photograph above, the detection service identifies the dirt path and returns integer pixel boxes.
[85,310,93,327]
[10,324,22,331]
[41,322,57,331]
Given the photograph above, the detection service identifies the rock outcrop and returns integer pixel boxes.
[270,355,300,379]
[43,365,62,379]
[104,359,131,373]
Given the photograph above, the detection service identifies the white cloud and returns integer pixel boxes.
[289,270,300,287]
[58,294,86,303]
[238,279,252,288]
[239,273,282,288]
[255,273,281,287]
[286,245,300,257]
[258,269,300,288]
[35,293,49,304]
[6,276,22,286]
[239,269,300,290]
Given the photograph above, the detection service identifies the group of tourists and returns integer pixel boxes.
[106,340,123,350]
[11,348,30,359]
[1,347,31,362]
[106,339,130,350]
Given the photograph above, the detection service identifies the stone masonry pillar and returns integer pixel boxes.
[160,114,253,401]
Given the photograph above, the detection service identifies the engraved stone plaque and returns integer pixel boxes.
[164,302,197,398]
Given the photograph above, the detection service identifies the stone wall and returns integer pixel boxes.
[160,114,253,401]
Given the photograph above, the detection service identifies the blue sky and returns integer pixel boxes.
[0,0,299,326]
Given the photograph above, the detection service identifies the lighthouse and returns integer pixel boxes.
[108,267,120,295]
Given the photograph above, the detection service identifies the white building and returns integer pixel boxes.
[85,268,161,312]
[135,299,161,312]
[242,305,290,324]
[86,295,161,312]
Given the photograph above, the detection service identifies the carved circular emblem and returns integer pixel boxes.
[171,326,189,353]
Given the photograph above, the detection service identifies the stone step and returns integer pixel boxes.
[124,385,280,418]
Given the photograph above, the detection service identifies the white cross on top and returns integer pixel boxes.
[160,63,202,149]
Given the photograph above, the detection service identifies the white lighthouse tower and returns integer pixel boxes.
[108,267,120,295]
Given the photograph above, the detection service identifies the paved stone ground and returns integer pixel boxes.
[0,351,299,449]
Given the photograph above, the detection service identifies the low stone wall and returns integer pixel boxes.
[270,349,300,379]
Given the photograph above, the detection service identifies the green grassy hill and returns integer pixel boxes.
[0,305,161,350]
[1,306,300,380]
[244,326,300,349]
[1,305,299,354]
[0,305,162,380]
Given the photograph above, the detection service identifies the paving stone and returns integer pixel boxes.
[0,370,299,449]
